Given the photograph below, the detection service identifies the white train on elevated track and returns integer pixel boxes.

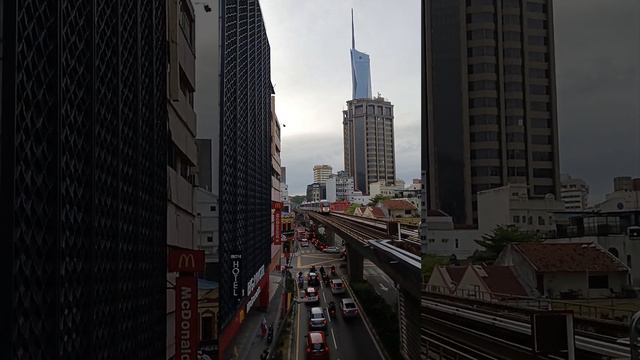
[299,199,330,214]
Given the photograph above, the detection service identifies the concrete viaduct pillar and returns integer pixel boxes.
[398,287,421,360]
[346,243,363,282]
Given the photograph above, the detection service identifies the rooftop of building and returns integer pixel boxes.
[382,199,417,210]
[511,242,628,273]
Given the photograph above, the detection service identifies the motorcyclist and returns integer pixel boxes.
[328,301,336,317]
[319,266,325,275]
[330,265,336,273]
[310,265,316,273]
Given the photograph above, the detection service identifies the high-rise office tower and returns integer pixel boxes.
[423,0,560,225]
[218,0,273,358]
[313,164,333,184]
[350,9,372,99]
[1,1,167,358]
[344,95,396,195]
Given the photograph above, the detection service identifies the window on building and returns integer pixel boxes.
[532,151,553,161]
[530,101,550,112]
[180,69,194,108]
[608,248,619,258]
[210,205,216,212]
[532,135,551,145]
[455,239,460,248]
[528,51,548,63]
[527,2,546,12]
[471,98,498,108]
[531,118,550,128]
[471,149,500,159]
[505,82,523,92]
[207,236,213,243]
[429,238,436,243]
[506,116,524,126]
[527,18,546,29]
[538,216,545,225]
[529,85,549,95]
[502,15,521,25]
[502,0,520,8]
[507,132,525,142]
[588,275,609,289]
[468,29,496,40]
[508,167,527,176]
[504,64,523,75]
[179,0,194,49]
[503,31,521,41]
[469,80,497,91]
[468,47,497,57]
[442,238,449,243]
[472,166,501,177]
[471,131,499,142]
[506,99,524,109]
[529,68,548,78]
[533,168,553,178]
[513,216,520,223]
[469,63,497,74]
[528,35,547,45]
[470,115,498,125]
[504,48,522,58]
[507,150,526,159]
[534,185,555,195]
[467,0,494,5]
[628,255,632,268]
[468,13,495,23]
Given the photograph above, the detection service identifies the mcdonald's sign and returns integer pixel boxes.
[168,246,205,273]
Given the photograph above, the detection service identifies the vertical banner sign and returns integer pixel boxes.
[274,210,282,245]
[175,275,198,360]
[231,254,243,301]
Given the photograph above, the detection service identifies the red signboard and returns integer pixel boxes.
[168,246,205,273]
[175,275,198,360]
[272,201,283,210]
[273,210,282,245]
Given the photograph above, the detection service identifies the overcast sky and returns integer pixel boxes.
[554,0,640,203]
[261,0,421,195]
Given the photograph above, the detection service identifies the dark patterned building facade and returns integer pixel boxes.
[0,0,167,358]
[218,0,273,351]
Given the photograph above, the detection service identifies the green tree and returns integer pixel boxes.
[368,194,391,207]
[345,203,360,215]
[474,225,539,261]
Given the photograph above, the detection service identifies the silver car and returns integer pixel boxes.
[308,307,327,330]
[322,246,341,254]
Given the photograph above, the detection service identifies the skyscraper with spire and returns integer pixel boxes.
[350,9,372,100]
[343,9,396,195]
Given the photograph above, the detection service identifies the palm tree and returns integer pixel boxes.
[474,225,539,261]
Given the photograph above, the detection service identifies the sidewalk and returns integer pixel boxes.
[226,261,290,360]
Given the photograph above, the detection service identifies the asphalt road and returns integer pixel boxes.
[291,244,383,360]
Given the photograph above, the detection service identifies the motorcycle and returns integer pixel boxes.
[297,277,304,289]
[328,302,336,319]
[330,267,337,278]
[266,325,273,344]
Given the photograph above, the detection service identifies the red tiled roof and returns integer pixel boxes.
[513,243,628,273]
[370,207,386,218]
[383,199,417,210]
[480,266,528,296]
[444,266,467,285]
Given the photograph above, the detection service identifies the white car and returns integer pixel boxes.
[305,287,319,305]
[300,239,309,247]
[322,246,341,254]
[330,279,345,295]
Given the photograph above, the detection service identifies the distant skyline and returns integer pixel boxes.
[261,0,421,195]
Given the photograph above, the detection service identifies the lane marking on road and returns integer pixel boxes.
[330,328,338,350]
[322,291,327,304]
[379,283,389,291]
[343,278,385,359]
[295,302,301,360]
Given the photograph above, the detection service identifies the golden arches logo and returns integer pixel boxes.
[178,254,195,269]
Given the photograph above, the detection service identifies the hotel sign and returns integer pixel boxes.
[231,254,242,299]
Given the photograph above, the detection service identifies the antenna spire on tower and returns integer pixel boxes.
[351,8,355,49]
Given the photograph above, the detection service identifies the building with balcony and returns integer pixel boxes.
[306,183,327,202]
[166,0,198,357]
[560,174,589,210]
[313,164,333,185]
[369,179,405,198]
[326,171,356,202]
[423,0,561,225]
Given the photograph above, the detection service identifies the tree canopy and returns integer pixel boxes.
[345,203,360,215]
[368,194,391,207]
[474,225,539,261]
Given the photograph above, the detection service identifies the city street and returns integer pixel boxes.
[290,244,384,360]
